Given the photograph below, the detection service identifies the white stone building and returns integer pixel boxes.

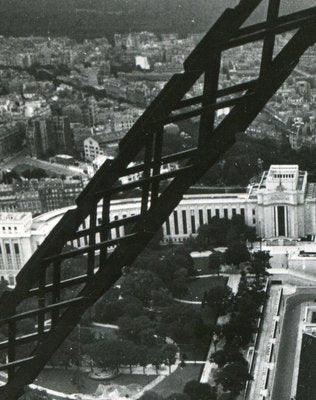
[0,213,34,285]
[2,165,316,284]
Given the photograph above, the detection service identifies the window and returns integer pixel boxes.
[277,206,286,236]
[166,217,171,235]
[5,244,10,254]
[252,209,256,216]
[14,244,19,254]
[182,210,188,234]
[253,218,256,224]
[114,216,120,237]
[215,209,220,218]
[173,211,179,235]
[207,209,212,224]
[199,210,204,226]
[191,210,196,234]
[232,208,237,216]
[224,209,228,219]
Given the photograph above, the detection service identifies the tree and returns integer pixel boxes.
[94,294,143,324]
[117,315,156,344]
[211,348,246,368]
[208,252,223,276]
[123,342,141,373]
[121,269,166,306]
[224,241,250,267]
[206,286,232,316]
[166,394,190,400]
[225,227,241,245]
[245,226,257,245]
[250,251,271,285]
[151,287,174,307]
[159,304,208,344]
[147,346,165,374]
[162,343,178,374]
[235,291,261,322]
[184,380,216,400]
[133,247,194,297]
[197,218,230,247]
[0,277,10,296]
[84,338,128,372]
[215,360,252,398]
[23,388,50,400]
[21,168,48,180]
[136,345,150,373]
[222,317,256,348]
[140,327,161,347]
[139,392,164,400]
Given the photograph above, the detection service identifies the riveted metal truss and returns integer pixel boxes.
[0,0,316,398]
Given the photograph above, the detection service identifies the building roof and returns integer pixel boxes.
[0,212,31,221]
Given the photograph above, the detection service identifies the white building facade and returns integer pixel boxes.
[2,165,316,284]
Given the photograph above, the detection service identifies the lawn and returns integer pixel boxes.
[183,276,228,302]
[151,364,202,397]
[180,343,210,362]
[35,369,154,395]
[296,333,316,400]
[193,257,210,275]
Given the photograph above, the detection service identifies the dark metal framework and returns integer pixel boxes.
[0,0,316,398]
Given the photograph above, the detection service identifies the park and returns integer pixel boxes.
[6,214,272,400]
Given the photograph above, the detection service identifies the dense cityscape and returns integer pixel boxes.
[0,32,316,212]
[0,1,316,400]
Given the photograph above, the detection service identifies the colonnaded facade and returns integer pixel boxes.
[1,164,316,284]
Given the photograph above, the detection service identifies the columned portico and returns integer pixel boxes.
[254,165,308,240]
[1,164,316,283]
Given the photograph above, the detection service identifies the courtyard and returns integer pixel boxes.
[35,369,155,396]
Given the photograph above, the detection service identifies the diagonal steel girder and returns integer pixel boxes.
[0,0,265,321]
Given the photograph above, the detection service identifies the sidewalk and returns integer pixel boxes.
[199,339,220,385]
[269,268,316,283]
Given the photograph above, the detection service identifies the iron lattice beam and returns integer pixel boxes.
[0,1,316,398]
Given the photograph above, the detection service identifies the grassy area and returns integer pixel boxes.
[152,365,202,397]
[296,333,316,400]
[183,276,228,302]
[180,343,210,362]
[36,369,154,395]
[193,257,210,274]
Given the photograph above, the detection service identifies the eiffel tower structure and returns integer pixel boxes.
[0,0,316,398]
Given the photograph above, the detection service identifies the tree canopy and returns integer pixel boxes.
[208,252,223,276]
[205,286,232,316]
[184,380,217,400]
[215,360,252,397]
[224,241,250,266]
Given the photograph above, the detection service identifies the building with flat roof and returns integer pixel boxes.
[0,212,33,285]
[251,165,309,239]
[2,165,316,284]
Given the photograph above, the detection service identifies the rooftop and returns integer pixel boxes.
[0,212,31,221]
